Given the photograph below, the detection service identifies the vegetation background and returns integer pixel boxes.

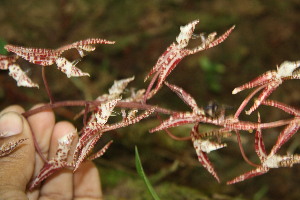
[0,0,300,199]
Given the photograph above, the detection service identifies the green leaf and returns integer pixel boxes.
[0,38,7,55]
[135,146,160,200]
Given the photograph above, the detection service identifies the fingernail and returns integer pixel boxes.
[0,112,23,138]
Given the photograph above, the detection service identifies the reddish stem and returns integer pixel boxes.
[234,85,265,118]
[83,102,90,126]
[29,123,48,163]
[143,71,159,103]
[261,99,300,116]
[42,66,55,104]
[22,100,175,118]
[156,113,191,141]
[260,119,295,129]
[235,131,260,167]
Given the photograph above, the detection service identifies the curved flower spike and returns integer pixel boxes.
[8,64,39,87]
[191,123,226,182]
[268,119,300,158]
[176,20,199,49]
[97,76,135,101]
[227,114,300,184]
[164,81,204,115]
[227,154,300,184]
[0,138,27,157]
[73,106,155,172]
[5,45,59,66]
[0,55,39,87]
[5,38,115,78]
[30,131,76,190]
[262,99,300,117]
[0,55,18,70]
[55,57,90,78]
[144,20,235,100]
[232,61,300,115]
[75,77,138,120]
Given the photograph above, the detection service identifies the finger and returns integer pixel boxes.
[1,104,25,115]
[74,161,103,200]
[0,106,35,200]
[26,104,55,200]
[40,121,76,200]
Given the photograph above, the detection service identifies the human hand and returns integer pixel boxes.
[0,105,103,200]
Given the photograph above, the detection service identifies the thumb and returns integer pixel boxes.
[0,106,35,200]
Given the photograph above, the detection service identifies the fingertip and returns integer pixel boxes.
[1,105,25,115]
[0,108,35,197]
[0,112,24,138]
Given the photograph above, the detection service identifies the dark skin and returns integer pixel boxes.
[0,105,102,200]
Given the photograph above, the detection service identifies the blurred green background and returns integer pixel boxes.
[1,0,300,199]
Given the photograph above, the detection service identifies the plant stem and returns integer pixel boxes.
[236,131,260,167]
[234,85,265,119]
[143,71,159,103]
[22,100,176,118]
[156,113,191,141]
[42,66,55,104]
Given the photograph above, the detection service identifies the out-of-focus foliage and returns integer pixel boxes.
[199,57,225,93]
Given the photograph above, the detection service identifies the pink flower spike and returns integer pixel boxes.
[228,115,300,184]
[164,82,204,115]
[56,131,76,160]
[269,121,300,157]
[227,167,268,185]
[144,20,234,100]
[232,71,277,95]
[191,124,224,182]
[105,108,155,132]
[0,138,27,157]
[176,20,199,49]
[108,76,135,97]
[149,112,198,133]
[94,98,121,126]
[277,60,300,78]
[75,98,120,153]
[29,161,70,190]
[5,45,58,66]
[88,140,113,161]
[227,153,300,184]
[73,133,103,172]
[75,77,136,119]
[262,99,300,116]
[245,81,281,115]
[55,57,90,78]
[254,113,266,161]
[196,150,220,182]
[56,38,116,54]
[188,25,235,54]
[206,25,235,49]
[0,55,18,70]
[8,64,39,88]
[29,131,76,190]
[5,38,115,80]
[233,61,300,115]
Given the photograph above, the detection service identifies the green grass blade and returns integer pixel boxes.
[135,146,160,200]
